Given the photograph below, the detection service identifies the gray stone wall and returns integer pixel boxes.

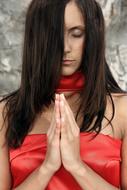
[0,0,127,96]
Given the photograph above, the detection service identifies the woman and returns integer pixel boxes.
[0,0,127,189]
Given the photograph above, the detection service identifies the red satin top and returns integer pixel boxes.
[10,132,122,189]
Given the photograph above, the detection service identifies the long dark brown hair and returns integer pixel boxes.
[0,0,125,148]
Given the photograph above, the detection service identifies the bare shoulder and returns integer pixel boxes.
[111,93,127,114]
[111,93,127,135]
[111,92,127,108]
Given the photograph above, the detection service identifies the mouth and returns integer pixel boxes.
[62,60,75,65]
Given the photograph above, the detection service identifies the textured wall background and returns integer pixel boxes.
[0,0,127,96]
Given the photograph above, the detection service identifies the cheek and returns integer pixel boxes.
[73,39,84,59]
[73,38,84,52]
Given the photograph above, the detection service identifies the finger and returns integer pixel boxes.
[60,94,79,135]
[53,97,61,143]
[47,94,60,137]
[47,106,56,138]
[60,97,73,140]
[59,98,66,138]
[61,94,75,122]
[50,98,61,141]
[54,121,61,142]
[55,94,61,129]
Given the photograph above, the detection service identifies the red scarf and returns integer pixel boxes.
[56,71,85,93]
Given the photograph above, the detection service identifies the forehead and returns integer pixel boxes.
[64,1,85,29]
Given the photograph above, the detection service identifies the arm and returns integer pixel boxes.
[121,132,127,190]
[120,96,127,190]
[0,103,54,190]
[0,97,62,190]
[68,95,127,190]
[12,164,55,190]
[0,122,56,190]
[13,97,62,190]
[0,102,12,190]
[0,102,55,190]
[58,94,121,190]
[0,143,11,190]
[69,161,120,190]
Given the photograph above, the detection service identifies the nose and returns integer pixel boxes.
[64,34,71,54]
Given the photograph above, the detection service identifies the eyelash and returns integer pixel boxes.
[72,33,84,38]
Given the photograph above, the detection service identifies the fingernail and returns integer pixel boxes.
[60,93,64,99]
[55,94,58,99]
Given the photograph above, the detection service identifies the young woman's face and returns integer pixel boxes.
[62,1,85,76]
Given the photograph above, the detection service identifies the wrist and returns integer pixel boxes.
[37,163,55,188]
[69,161,87,176]
[39,162,55,177]
[41,161,58,174]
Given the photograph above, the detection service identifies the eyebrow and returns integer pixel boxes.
[65,25,85,32]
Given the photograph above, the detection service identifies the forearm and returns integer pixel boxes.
[70,161,120,190]
[12,164,55,190]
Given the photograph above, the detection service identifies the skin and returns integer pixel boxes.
[41,1,127,189]
[51,93,127,190]
[43,1,85,172]
[42,2,127,190]
[0,1,127,190]
[62,0,85,76]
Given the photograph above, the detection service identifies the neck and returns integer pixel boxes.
[55,70,85,94]
[54,70,84,107]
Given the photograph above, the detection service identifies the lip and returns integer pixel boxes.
[62,60,74,65]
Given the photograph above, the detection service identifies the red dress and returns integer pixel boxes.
[10,132,122,189]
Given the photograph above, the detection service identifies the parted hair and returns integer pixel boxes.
[0,0,125,148]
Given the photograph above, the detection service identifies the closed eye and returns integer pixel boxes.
[70,27,85,37]
[72,32,84,38]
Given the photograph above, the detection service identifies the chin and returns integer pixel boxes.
[61,67,79,76]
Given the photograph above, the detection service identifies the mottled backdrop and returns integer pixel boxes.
[0,0,127,96]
